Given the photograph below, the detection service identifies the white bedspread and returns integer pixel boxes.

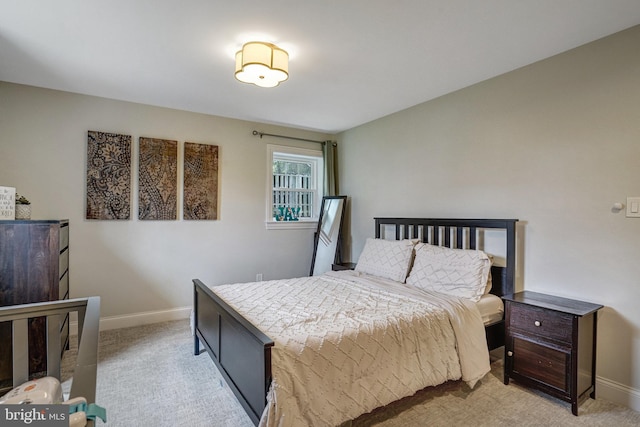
[210,270,490,427]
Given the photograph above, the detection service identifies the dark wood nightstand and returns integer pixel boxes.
[331,262,357,271]
[503,291,603,415]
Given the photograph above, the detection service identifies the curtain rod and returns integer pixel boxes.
[252,130,336,146]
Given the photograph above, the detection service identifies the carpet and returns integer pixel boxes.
[61,320,640,426]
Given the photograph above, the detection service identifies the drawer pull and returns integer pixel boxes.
[534,320,541,327]
[507,351,513,357]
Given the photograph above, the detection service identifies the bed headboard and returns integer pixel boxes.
[374,218,518,297]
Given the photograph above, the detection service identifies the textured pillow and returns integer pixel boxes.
[355,238,416,282]
[406,243,492,302]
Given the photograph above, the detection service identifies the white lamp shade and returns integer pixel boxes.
[235,42,289,87]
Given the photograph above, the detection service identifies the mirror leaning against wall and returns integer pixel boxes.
[310,196,347,276]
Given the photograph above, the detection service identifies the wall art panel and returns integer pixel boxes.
[138,137,178,220]
[86,130,131,220]
[183,142,218,220]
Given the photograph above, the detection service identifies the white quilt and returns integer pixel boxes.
[211,270,490,427]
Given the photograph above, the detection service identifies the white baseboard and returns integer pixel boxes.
[70,306,191,336]
[597,375,640,412]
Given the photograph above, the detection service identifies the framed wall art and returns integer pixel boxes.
[183,142,218,220]
[138,137,178,220]
[86,131,132,220]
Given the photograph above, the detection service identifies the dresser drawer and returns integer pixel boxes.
[513,337,569,392]
[59,272,69,300]
[510,303,573,343]
[58,248,69,279]
[59,224,69,251]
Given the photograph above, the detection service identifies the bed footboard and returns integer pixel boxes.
[193,279,273,426]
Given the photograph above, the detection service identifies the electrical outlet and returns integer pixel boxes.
[256,273,263,282]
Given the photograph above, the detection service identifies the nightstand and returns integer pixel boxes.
[331,262,357,271]
[503,291,603,415]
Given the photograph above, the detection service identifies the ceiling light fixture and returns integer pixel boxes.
[234,41,289,88]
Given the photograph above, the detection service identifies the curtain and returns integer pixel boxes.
[323,141,338,196]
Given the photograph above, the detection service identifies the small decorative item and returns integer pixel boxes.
[275,206,300,221]
[0,186,16,219]
[285,206,300,221]
[15,193,31,220]
[274,207,284,221]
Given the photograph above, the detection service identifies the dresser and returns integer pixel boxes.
[503,291,603,415]
[0,219,70,390]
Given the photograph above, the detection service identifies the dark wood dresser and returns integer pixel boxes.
[503,291,603,415]
[0,219,70,390]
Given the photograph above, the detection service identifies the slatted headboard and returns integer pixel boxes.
[374,218,518,349]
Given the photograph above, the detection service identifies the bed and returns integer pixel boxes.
[193,217,518,426]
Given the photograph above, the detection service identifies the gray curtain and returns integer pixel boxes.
[323,141,337,196]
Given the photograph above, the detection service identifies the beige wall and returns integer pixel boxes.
[0,82,328,323]
[338,25,640,409]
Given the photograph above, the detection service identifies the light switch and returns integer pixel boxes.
[626,197,640,218]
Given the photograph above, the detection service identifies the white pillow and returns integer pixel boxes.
[406,243,492,302]
[355,238,416,282]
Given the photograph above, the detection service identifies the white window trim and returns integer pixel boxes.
[266,144,323,230]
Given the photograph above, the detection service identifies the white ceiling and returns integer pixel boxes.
[2,1,639,134]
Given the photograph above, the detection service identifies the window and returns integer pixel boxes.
[266,144,323,229]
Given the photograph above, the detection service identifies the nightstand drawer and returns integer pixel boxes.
[512,337,569,392]
[510,303,573,343]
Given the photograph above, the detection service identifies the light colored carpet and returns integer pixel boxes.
[61,320,640,426]
[61,320,253,427]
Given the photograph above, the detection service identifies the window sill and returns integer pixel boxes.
[265,220,318,230]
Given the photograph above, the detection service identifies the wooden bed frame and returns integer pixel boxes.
[193,217,518,425]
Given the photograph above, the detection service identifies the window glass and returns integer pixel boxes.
[267,145,323,229]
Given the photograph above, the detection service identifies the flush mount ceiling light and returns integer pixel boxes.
[235,41,289,88]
